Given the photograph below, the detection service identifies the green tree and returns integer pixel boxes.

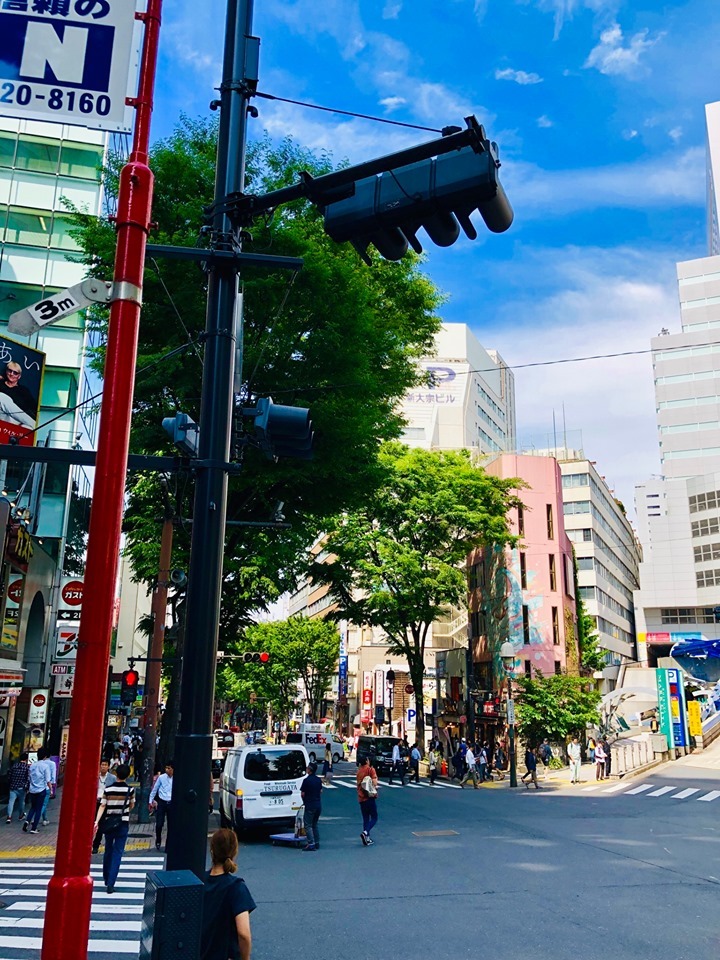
[514,672,601,745]
[218,618,340,724]
[69,116,443,639]
[312,443,521,744]
[573,551,605,675]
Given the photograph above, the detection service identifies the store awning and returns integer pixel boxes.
[0,659,26,687]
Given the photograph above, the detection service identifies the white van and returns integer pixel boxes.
[286,724,344,764]
[219,743,309,833]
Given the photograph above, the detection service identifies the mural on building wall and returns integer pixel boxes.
[506,548,545,662]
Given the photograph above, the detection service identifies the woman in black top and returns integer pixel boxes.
[202,829,256,960]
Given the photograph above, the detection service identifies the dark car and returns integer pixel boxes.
[356,735,407,777]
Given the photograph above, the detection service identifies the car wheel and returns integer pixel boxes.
[333,753,341,765]
[309,752,316,762]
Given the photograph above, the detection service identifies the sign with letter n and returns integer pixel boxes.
[0,0,141,132]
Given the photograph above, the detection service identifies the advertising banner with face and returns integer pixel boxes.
[0,335,46,446]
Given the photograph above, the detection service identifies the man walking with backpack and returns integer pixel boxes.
[409,743,421,784]
[540,738,553,779]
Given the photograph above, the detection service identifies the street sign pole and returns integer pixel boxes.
[165,0,256,877]
[41,3,163,959]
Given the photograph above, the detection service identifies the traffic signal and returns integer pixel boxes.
[249,398,313,460]
[323,139,513,264]
[120,668,139,705]
[162,411,199,457]
[242,652,271,664]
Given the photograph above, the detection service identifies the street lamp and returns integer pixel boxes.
[500,642,518,788]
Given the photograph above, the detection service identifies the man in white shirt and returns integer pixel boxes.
[23,748,54,833]
[389,742,405,785]
[92,760,116,853]
[39,754,57,826]
[568,736,582,784]
[460,746,479,789]
[148,760,174,850]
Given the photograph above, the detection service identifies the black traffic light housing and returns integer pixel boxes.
[121,668,139,705]
[323,137,512,264]
[242,652,271,664]
[246,397,313,460]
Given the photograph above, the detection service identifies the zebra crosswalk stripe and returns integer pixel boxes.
[671,788,700,799]
[624,783,655,795]
[0,856,164,958]
[697,790,720,802]
[646,786,677,797]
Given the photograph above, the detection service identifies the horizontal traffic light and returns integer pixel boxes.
[323,138,513,264]
[242,651,271,664]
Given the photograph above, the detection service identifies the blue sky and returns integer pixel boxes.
[151,0,720,511]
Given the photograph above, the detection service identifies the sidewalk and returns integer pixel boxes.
[0,785,154,860]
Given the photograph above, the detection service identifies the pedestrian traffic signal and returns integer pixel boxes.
[162,411,199,457]
[121,668,139,705]
[323,136,513,264]
[248,398,313,460]
[242,652,271,664]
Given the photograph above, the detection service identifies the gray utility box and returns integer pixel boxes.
[139,870,204,959]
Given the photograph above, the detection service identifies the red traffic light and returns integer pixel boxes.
[124,669,139,685]
[259,652,270,663]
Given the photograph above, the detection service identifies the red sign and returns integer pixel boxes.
[32,692,46,708]
[362,688,372,705]
[7,579,23,604]
[61,580,84,606]
[405,684,414,695]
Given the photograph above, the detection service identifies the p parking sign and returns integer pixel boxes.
[0,0,140,132]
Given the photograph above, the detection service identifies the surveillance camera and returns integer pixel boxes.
[271,500,285,523]
[170,569,187,587]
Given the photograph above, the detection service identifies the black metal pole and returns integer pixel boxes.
[166,0,254,876]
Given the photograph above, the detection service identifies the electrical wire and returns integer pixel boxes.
[255,90,443,134]
[148,258,205,363]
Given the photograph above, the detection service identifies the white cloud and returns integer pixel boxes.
[584,22,660,78]
[506,146,704,216]
[531,0,620,40]
[380,96,407,114]
[537,115,554,128]
[473,0,488,22]
[476,245,678,508]
[382,0,402,18]
[495,67,544,85]
[668,126,683,142]
[622,129,639,140]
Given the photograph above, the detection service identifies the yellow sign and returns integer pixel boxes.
[688,700,703,737]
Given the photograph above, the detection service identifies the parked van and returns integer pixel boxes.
[286,724,344,763]
[220,743,309,833]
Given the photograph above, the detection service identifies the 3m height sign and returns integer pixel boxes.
[0,0,140,132]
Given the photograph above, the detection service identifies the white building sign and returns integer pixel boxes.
[0,0,140,132]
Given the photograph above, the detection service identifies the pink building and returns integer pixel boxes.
[468,454,579,695]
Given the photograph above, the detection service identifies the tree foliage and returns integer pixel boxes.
[514,672,601,745]
[312,443,522,743]
[217,618,340,722]
[573,551,605,675]
[69,116,443,642]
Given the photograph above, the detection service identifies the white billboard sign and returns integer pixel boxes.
[0,0,141,132]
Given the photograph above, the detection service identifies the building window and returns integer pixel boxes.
[524,659,532,677]
[691,518,720,538]
[694,542,720,563]
[520,551,527,589]
[518,504,525,537]
[554,660,562,675]
[552,606,560,645]
[522,604,530,644]
[549,554,557,591]
[661,607,716,625]
[546,504,554,540]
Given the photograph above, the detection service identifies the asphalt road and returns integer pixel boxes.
[1,754,719,959]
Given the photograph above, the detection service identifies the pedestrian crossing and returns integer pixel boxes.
[0,856,164,957]
[327,778,463,791]
[577,781,720,803]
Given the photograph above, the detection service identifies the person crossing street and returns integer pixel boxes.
[149,760,174,850]
[460,744,480,788]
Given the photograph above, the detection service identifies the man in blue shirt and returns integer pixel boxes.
[23,748,54,833]
[300,761,323,851]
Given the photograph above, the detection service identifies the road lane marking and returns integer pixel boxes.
[602,783,627,793]
[0,937,139,953]
[671,788,700,799]
[581,785,601,792]
[697,790,720,802]
[647,786,677,797]
[624,784,655,795]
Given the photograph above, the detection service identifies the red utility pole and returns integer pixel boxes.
[42,3,162,958]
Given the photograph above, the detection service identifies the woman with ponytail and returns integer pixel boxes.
[201,828,256,960]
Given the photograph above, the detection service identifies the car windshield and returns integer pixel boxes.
[243,749,306,781]
[361,737,398,756]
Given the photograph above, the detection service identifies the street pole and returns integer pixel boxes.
[42,3,162,958]
[166,0,255,876]
[138,511,174,822]
[507,677,518,788]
